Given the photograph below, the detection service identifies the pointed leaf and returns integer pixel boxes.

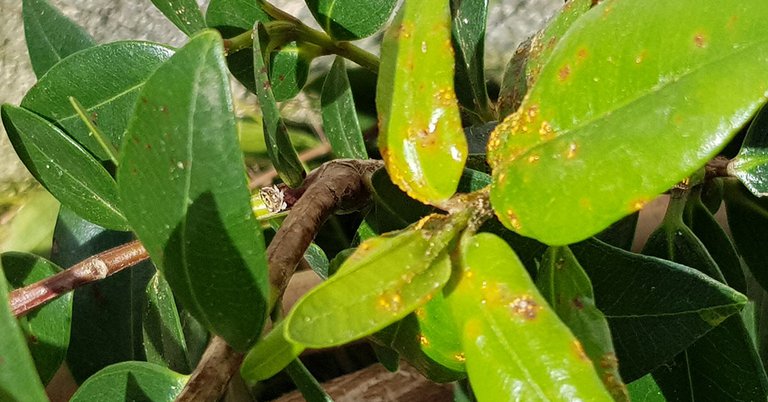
[731,102,768,196]
[143,273,192,373]
[538,247,629,401]
[22,0,95,78]
[252,24,305,188]
[20,41,173,160]
[322,56,367,160]
[451,0,493,123]
[205,0,270,35]
[2,252,72,385]
[571,239,747,381]
[70,362,188,402]
[118,31,268,351]
[240,321,304,382]
[0,261,48,402]
[377,0,468,205]
[1,105,128,230]
[723,179,768,291]
[286,213,468,348]
[150,0,206,36]
[51,207,154,383]
[305,0,398,41]
[449,233,612,401]
[489,1,768,245]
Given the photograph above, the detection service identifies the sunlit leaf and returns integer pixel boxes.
[241,321,304,382]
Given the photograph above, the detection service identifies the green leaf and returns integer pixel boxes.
[0,261,48,402]
[0,189,58,255]
[370,341,400,372]
[304,243,330,280]
[241,321,305,382]
[118,30,269,352]
[143,273,192,373]
[321,56,368,160]
[51,207,154,383]
[305,0,398,41]
[537,247,629,401]
[463,122,495,173]
[20,41,173,160]
[723,179,768,291]
[488,0,768,245]
[448,233,612,401]
[365,168,433,234]
[22,0,95,78]
[377,0,468,205]
[150,0,206,36]
[594,212,639,251]
[270,42,316,102]
[284,359,333,402]
[731,102,768,196]
[70,361,188,402]
[450,0,493,123]
[627,375,666,402]
[286,213,468,348]
[413,290,464,373]
[205,0,270,35]
[685,187,747,293]
[252,24,305,188]
[496,0,593,118]
[571,239,747,381]
[2,252,72,385]
[1,105,128,230]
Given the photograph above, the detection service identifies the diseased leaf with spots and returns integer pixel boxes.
[2,252,72,385]
[70,362,188,402]
[269,41,316,102]
[22,0,95,78]
[489,1,768,245]
[731,102,768,196]
[537,247,629,401]
[20,41,173,161]
[150,0,206,36]
[118,31,269,352]
[305,0,398,41]
[285,213,469,348]
[448,233,612,401]
[1,105,128,230]
[377,0,467,205]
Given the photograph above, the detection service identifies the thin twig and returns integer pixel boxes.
[9,240,148,317]
[175,337,244,402]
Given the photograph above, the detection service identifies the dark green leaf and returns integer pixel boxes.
[143,273,192,373]
[449,233,612,400]
[150,0,206,36]
[627,375,666,402]
[489,0,768,245]
[2,252,72,385]
[463,122,496,173]
[723,179,768,291]
[370,341,400,372]
[20,41,173,160]
[70,361,187,402]
[284,359,333,402]
[303,243,330,280]
[241,321,304,382]
[118,30,269,352]
[305,0,398,40]
[538,247,629,401]
[570,239,747,381]
[1,105,128,230]
[321,56,367,160]
[270,42,316,102]
[286,213,468,348]
[22,0,95,78]
[0,261,48,402]
[51,207,154,383]
[253,24,305,188]
[205,0,270,36]
[456,168,491,193]
[377,0,467,205]
[365,169,433,234]
[451,0,493,123]
[595,212,639,251]
[731,102,768,196]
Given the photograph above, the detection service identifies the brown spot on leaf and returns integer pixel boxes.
[694,31,708,48]
[600,353,619,369]
[630,198,648,211]
[635,50,647,64]
[454,353,466,362]
[509,295,540,319]
[558,64,572,81]
[572,297,584,309]
[576,47,589,62]
[506,210,522,230]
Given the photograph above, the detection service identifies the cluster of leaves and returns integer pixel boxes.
[4,0,768,401]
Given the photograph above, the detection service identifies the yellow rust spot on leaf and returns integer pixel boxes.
[415,307,426,319]
[539,121,555,139]
[576,47,589,63]
[600,353,619,369]
[566,142,578,159]
[453,352,466,362]
[398,22,414,39]
[635,50,647,64]
[378,291,403,313]
[508,295,541,320]
[527,154,540,163]
[418,333,429,346]
[573,340,590,362]
[506,210,522,231]
[630,198,649,212]
[693,31,708,48]
[558,64,572,81]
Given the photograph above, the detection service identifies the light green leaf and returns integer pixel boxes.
[322,56,368,160]
[22,0,95,78]
[377,0,468,205]
[0,260,48,402]
[305,0,398,41]
[489,0,768,245]
[118,30,269,352]
[20,41,173,160]
[70,361,188,402]
[150,0,206,36]
[1,105,128,230]
[240,321,305,382]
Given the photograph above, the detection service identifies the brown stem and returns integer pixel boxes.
[175,337,244,402]
[705,155,732,180]
[9,240,148,317]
